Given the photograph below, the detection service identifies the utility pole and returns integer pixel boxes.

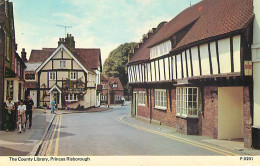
[56,24,72,38]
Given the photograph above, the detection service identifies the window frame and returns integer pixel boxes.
[176,87,199,118]
[49,72,56,80]
[115,95,121,101]
[112,83,118,88]
[154,89,167,110]
[70,71,77,80]
[60,60,66,68]
[66,93,78,102]
[138,91,146,106]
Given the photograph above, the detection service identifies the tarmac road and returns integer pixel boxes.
[43,105,239,156]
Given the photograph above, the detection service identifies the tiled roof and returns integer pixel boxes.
[28,46,101,73]
[129,0,253,63]
[108,77,124,91]
[101,75,124,91]
[25,62,42,72]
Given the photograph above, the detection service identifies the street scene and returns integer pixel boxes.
[0,0,260,162]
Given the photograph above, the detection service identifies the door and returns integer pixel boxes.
[30,90,37,106]
[218,87,243,139]
[133,92,137,116]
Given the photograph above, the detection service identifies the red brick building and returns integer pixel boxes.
[0,0,26,129]
[100,75,124,104]
[127,0,254,148]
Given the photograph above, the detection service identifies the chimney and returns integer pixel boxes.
[21,48,27,62]
[64,34,75,49]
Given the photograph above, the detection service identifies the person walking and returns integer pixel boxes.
[4,97,15,132]
[24,95,34,129]
[51,99,56,114]
[17,100,26,133]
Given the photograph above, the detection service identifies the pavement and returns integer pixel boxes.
[0,106,110,156]
[0,109,55,156]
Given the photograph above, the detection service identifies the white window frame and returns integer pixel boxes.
[70,72,77,80]
[49,72,56,80]
[66,93,78,102]
[150,40,172,59]
[60,60,66,68]
[102,84,106,89]
[176,87,199,118]
[138,91,146,106]
[101,95,106,101]
[113,83,118,88]
[154,89,167,110]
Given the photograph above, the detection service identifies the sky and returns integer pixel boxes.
[12,0,201,64]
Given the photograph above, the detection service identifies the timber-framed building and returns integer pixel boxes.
[24,34,102,109]
[127,0,256,148]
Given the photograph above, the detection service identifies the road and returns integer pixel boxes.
[40,105,238,156]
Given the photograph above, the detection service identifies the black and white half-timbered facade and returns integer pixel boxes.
[24,34,102,109]
[127,0,257,148]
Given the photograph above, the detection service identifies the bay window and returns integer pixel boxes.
[176,87,199,118]
[154,89,167,109]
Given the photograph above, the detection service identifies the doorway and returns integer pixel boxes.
[218,87,243,140]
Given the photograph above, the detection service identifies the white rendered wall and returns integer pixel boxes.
[253,0,260,127]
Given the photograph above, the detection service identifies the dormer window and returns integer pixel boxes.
[60,60,66,68]
[150,40,172,59]
[112,83,117,88]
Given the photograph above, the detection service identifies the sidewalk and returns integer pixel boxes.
[123,115,260,156]
[0,110,55,156]
[0,106,110,156]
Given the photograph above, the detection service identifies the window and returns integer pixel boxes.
[66,93,77,101]
[102,84,106,89]
[150,40,172,59]
[25,73,36,81]
[70,72,77,80]
[115,95,121,101]
[112,83,117,88]
[49,72,56,80]
[6,80,14,100]
[154,89,167,109]
[60,60,66,68]
[138,91,145,105]
[176,87,199,118]
[101,95,106,101]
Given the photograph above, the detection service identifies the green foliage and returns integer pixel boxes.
[103,42,137,95]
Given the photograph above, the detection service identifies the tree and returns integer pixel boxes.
[103,42,137,95]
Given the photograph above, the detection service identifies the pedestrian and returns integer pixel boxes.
[17,100,26,133]
[121,96,125,106]
[51,99,56,114]
[24,95,34,129]
[4,97,15,132]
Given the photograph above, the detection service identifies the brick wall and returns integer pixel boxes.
[0,28,5,129]
[201,86,218,138]
[151,88,177,127]
[133,87,177,126]
[133,87,150,119]
[243,86,252,148]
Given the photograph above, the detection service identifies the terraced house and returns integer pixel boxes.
[24,34,102,109]
[127,0,258,148]
[0,0,26,129]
